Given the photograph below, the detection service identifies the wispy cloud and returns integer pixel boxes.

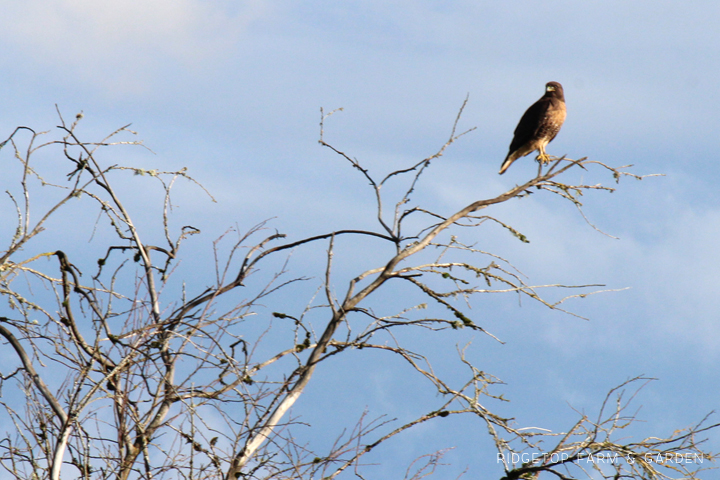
[1,0,271,95]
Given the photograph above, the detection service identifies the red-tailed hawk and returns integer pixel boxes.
[499,81,566,175]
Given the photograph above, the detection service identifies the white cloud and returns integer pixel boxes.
[0,0,271,95]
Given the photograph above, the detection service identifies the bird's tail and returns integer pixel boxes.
[498,155,514,175]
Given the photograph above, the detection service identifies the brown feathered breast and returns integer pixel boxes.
[499,82,566,175]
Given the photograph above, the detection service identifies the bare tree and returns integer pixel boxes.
[0,104,715,480]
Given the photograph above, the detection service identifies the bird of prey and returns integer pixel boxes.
[499,81,566,175]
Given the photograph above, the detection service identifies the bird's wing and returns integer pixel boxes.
[508,98,553,153]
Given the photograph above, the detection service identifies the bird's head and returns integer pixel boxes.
[545,81,564,101]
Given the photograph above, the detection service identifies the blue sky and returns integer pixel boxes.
[1,1,719,478]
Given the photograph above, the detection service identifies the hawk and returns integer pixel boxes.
[499,81,566,175]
